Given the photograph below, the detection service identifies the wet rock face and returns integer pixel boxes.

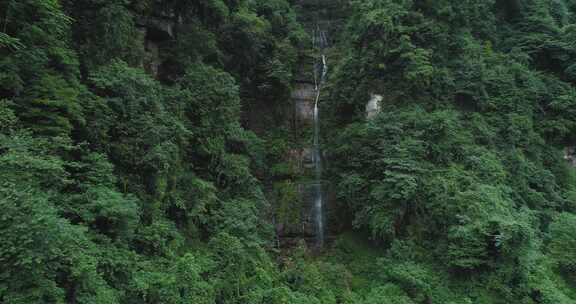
[144,40,161,77]
[292,82,317,125]
[275,82,320,243]
[274,181,343,248]
[136,7,176,78]
[275,0,351,249]
[285,148,313,171]
[275,182,318,238]
[273,147,321,245]
[146,17,174,41]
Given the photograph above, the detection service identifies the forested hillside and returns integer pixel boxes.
[0,0,575,303]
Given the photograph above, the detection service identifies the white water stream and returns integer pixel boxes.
[312,24,328,247]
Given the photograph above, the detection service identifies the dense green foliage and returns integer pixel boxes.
[1,0,576,303]
[320,0,576,302]
[0,0,315,302]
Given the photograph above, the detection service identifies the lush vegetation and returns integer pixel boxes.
[0,0,311,302]
[1,0,576,303]
[322,0,576,303]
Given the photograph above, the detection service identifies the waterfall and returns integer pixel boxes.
[312,25,328,247]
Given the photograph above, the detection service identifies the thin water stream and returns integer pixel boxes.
[312,24,328,247]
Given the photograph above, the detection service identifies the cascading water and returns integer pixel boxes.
[312,24,328,247]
